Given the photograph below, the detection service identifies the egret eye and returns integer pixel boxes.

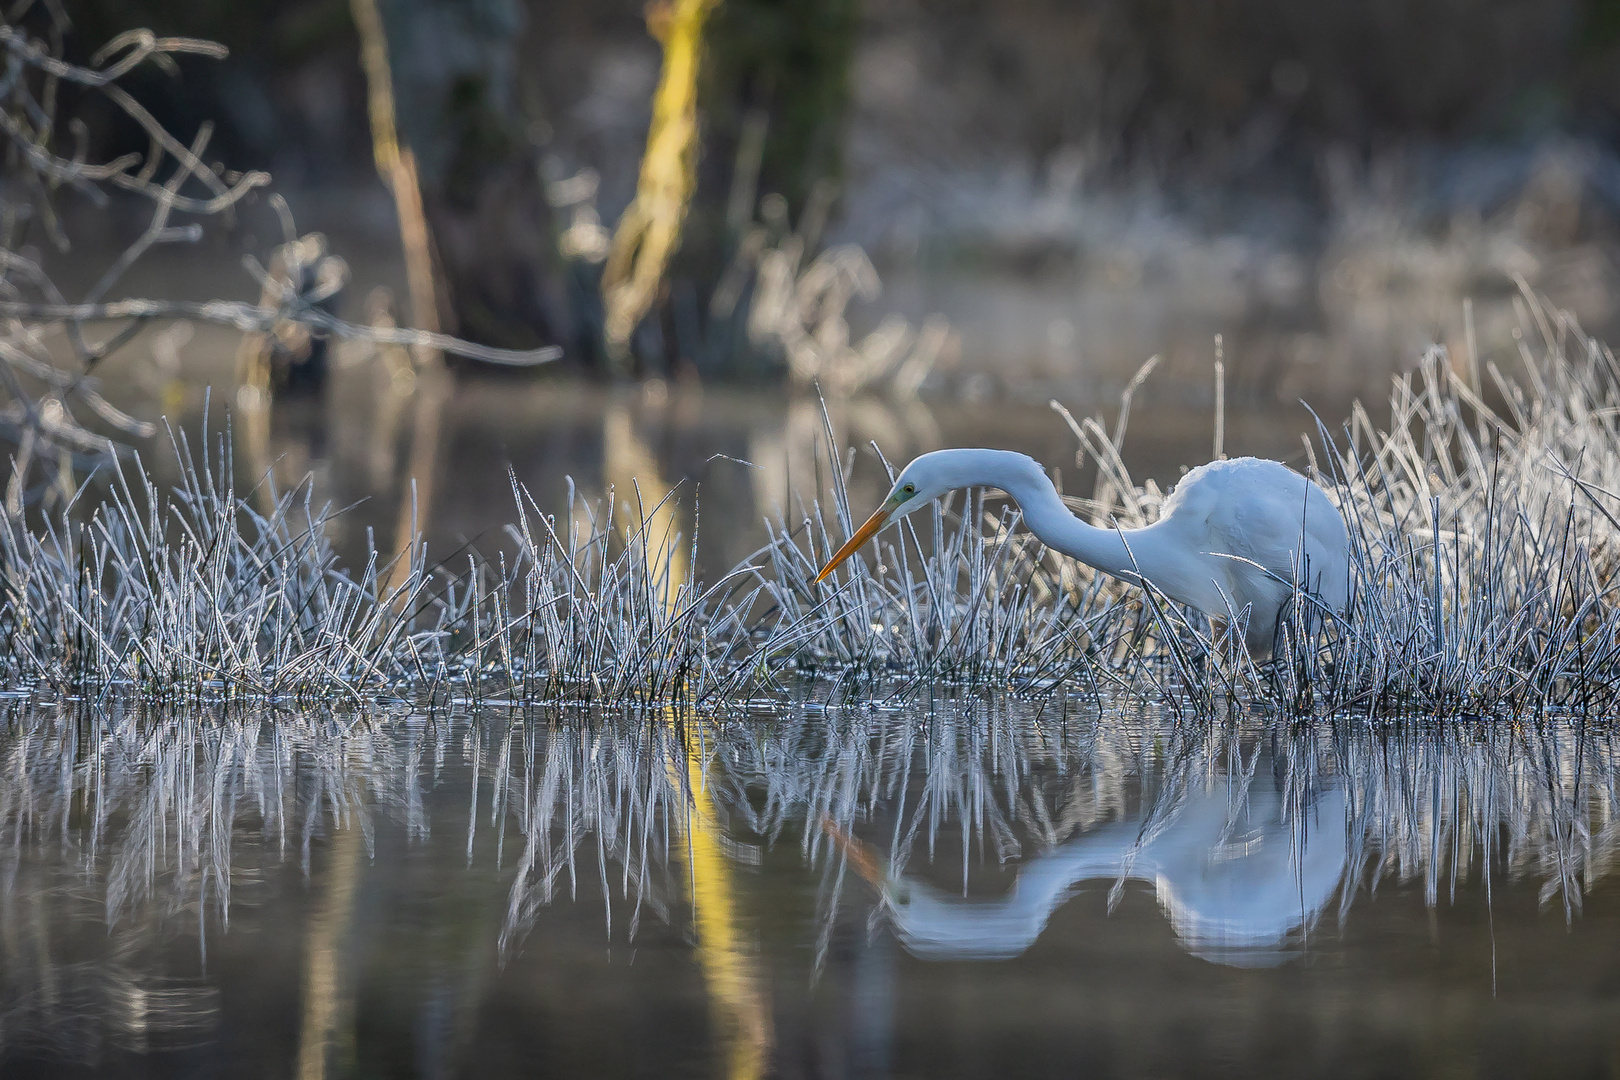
[901,483,915,495]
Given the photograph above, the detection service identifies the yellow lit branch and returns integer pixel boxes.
[600,0,721,365]
[350,0,454,604]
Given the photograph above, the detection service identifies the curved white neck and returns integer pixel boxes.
[973,451,1160,585]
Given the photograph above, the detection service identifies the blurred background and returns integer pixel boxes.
[23,0,1620,568]
[10,11,1620,1077]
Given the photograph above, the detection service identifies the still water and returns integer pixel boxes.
[3,697,1618,1078]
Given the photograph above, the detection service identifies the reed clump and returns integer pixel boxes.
[6,292,1620,715]
[0,428,425,700]
[0,433,790,704]
[765,291,1620,718]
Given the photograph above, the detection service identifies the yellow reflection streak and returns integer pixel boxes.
[603,402,772,1078]
[603,403,688,613]
[296,821,363,1080]
[668,719,773,1080]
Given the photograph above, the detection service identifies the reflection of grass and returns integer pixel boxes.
[8,294,1620,714]
[4,701,1615,999]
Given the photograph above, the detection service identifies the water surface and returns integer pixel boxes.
[4,697,1618,1078]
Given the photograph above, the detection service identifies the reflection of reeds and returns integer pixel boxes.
[297,822,363,1080]
[490,706,1620,967]
[667,714,773,1080]
[5,702,1615,1018]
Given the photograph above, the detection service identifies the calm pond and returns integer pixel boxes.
[2,696,1618,1078]
[8,343,1620,1077]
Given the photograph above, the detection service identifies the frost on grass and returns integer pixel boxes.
[0,428,776,703]
[6,293,1620,715]
[762,290,1620,717]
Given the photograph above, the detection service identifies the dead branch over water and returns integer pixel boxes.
[0,11,553,516]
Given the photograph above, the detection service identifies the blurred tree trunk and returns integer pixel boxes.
[601,0,724,371]
[598,0,861,375]
[379,0,567,355]
[678,0,860,375]
[700,0,858,225]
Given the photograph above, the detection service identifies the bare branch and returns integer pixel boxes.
[0,12,558,508]
[0,299,561,366]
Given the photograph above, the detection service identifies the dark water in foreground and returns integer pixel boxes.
[3,697,1618,1079]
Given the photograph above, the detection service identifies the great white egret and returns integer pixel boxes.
[814,449,1350,657]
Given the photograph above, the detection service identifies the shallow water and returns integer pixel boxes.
[4,696,1618,1078]
[15,324,1620,1077]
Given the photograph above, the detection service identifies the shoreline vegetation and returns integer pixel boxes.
[6,287,1620,719]
[7,15,1620,719]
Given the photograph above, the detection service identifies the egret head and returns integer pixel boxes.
[813,452,962,583]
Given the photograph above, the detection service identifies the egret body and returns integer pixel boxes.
[814,449,1350,657]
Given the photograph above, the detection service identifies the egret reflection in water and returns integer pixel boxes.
[831,767,1349,967]
[2,699,1619,1072]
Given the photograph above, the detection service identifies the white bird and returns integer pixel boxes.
[814,449,1350,658]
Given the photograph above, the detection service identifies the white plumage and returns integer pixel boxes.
[816,449,1350,658]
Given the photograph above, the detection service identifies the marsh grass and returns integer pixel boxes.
[6,290,1620,715]
[0,425,431,700]
[772,288,1620,718]
[1288,290,1620,717]
[0,424,809,705]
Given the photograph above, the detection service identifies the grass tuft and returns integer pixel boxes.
[5,290,1620,715]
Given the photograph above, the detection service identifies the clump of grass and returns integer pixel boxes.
[7,288,1620,715]
[1281,290,1620,716]
[474,474,800,705]
[0,432,792,704]
[772,289,1620,718]
[0,427,431,700]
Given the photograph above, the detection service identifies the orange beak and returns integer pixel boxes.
[822,816,887,887]
[814,504,891,583]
